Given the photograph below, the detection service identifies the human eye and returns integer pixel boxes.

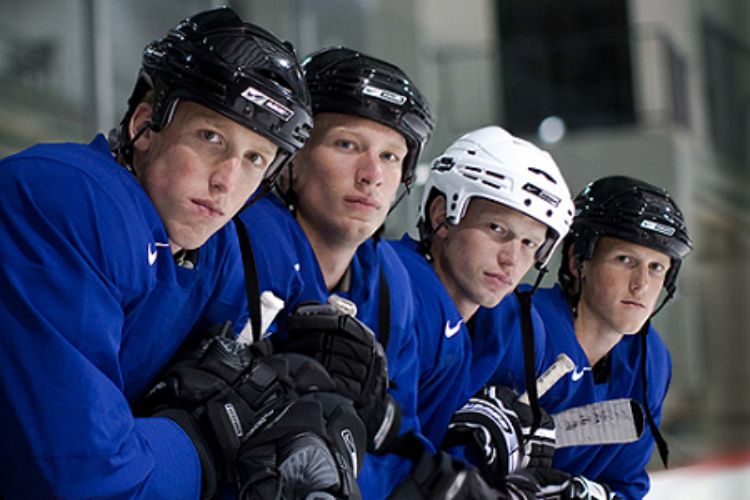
[381,150,401,164]
[649,261,666,274]
[245,151,269,169]
[616,254,634,266]
[200,129,223,144]
[489,222,509,236]
[334,138,357,151]
[522,237,540,250]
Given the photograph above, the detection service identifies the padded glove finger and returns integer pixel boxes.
[487,385,556,469]
[237,393,365,500]
[277,301,400,453]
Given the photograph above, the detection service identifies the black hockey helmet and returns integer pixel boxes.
[112,7,312,180]
[301,46,435,189]
[559,175,693,296]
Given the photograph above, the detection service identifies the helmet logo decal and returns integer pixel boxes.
[523,182,561,207]
[640,219,676,236]
[433,156,455,172]
[241,85,294,121]
[362,84,407,106]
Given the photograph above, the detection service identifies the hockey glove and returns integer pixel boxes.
[443,385,555,488]
[488,385,556,469]
[389,449,496,500]
[277,301,401,454]
[237,391,365,499]
[138,327,366,499]
[520,468,622,500]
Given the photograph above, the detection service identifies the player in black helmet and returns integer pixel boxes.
[302,46,434,189]
[517,176,693,499]
[0,8,363,499]
[234,47,527,499]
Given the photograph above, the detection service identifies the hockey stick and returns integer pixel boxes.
[553,398,645,448]
[519,353,575,404]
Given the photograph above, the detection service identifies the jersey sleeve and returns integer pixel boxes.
[0,155,201,498]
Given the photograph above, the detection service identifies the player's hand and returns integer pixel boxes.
[443,384,555,488]
[389,449,497,499]
[488,385,556,469]
[137,325,366,499]
[237,391,365,499]
[276,301,401,453]
[519,468,622,500]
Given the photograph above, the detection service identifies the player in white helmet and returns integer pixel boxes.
[391,125,574,494]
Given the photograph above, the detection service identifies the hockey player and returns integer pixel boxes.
[235,48,507,499]
[517,176,694,499]
[0,8,363,499]
[391,126,574,484]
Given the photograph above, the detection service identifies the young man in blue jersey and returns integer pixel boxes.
[0,8,366,499]
[390,126,574,488]
[510,176,692,500]
[235,48,512,499]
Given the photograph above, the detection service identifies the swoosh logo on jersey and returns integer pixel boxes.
[444,319,463,338]
[148,242,170,266]
[571,366,592,382]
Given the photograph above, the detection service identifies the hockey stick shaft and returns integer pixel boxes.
[519,353,575,404]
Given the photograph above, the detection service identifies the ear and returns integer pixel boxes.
[429,195,449,239]
[129,102,154,153]
[567,243,581,279]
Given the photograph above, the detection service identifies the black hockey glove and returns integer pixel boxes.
[519,468,622,500]
[277,301,401,454]
[237,391,365,499]
[389,449,496,500]
[443,385,555,488]
[138,326,365,499]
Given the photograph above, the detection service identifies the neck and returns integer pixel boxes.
[573,305,623,366]
[430,247,479,322]
[301,223,358,291]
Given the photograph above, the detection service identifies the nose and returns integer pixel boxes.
[355,151,384,187]
[630,265,650,291]
[497,240,519,268]
[209,156,242,194]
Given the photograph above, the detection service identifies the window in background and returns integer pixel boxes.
[497,0,636,135]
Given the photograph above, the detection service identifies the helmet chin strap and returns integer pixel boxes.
[114,120,153,175]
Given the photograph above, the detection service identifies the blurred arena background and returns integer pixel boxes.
[2,1,748,496]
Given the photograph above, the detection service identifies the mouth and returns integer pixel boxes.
[485,272,513,289]
[191,198,225,217]
[621,299,645,309]
[344,195,380,211]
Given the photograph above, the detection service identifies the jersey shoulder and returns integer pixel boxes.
[0,138,163,291]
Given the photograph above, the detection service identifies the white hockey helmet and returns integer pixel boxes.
[419,126,574,267]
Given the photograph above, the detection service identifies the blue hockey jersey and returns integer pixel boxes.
[0,136,247,499]
[528,284,671,500]
[390,234,547,449]
[237,194,423,499]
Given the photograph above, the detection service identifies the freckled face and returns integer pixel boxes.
[131,101,277,252]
